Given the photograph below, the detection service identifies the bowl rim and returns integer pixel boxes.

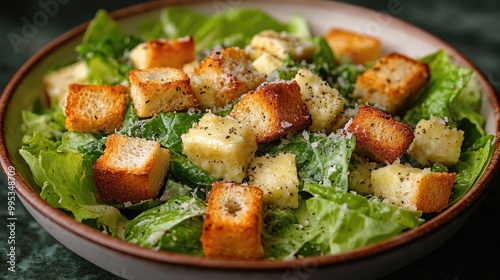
[1,0,500,271]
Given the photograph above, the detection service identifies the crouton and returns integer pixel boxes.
[252,52,283,75]
[43,61,88,108]
[408,117,464,167]
[201,181,264,260]
[129,36,195,69]
[352,53,430,114]
[93,134,170,204]
[371,163,456,213]
[181,113,257,183]
[247,153,299,208]
[324,28,381,65]
[347,104,414,164]
[64,84,127,134]
[190,47,266,110]
[128,67,197,118]
[294,69,346,132]
[229,81,311,143]
[247,29,316,61]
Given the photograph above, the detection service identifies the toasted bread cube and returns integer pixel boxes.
[408,118,464,167]
[353,53,430,114]
[190,47,266,110]
[294,69,346,132]
[371,163,456,213]
[129,36,195,69]
[324,28,381,65]
[347,105,414,164]
[64,84,127,134]
[201,182,264,259]
[247,30,316,61]
[43,61,88,108]
[247,153,299,208]
[252,52,283,75]
[181,113,257,183]
[128,67,197,118]
[93,134,170,204]
[348,154,377,196]
[229,81,311,143]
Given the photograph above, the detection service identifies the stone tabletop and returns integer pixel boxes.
[1,0,499,279]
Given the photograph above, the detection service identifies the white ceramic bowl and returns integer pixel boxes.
[1,1,499,279]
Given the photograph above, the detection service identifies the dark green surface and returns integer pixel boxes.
[1,0,499,279]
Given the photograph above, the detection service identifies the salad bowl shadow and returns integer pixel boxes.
[1,0,500,279]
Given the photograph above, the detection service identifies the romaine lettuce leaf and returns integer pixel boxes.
[123,111,203,154]
[145,7,310,51]
[21,108,65,142]
[125,196,206,253]
[263,183,423,259]
[267,132,356,190]
[451,134,495,203]
[76,9,141,85]
[403,50,476,128]
[168,152,220,196]
[19,131,128,237]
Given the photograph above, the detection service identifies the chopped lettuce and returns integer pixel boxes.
[76,9,141,84]
[19,129,128,237]
[451,134,495,203]
[403,50,476,129]
[168,152,220,196]
[21,107,65,142]
[125,196,206,254]
[263,182,423,259]
[122,111,203,154]
[267,133,356,191]
[143,7,310,52]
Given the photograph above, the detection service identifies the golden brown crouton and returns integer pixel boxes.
[129,36,195,69]
[371,163,456,213]
[190,47,266,110]
[347,104,414,164]
[229,81,311,143]
[324,28,381,65]
[93,134,170,204]
[128,67,197,118]
[352,53,430,114]
[64,84,127,134]
[201,181,264,260]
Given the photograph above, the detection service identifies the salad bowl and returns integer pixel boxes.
[1,0,499,279]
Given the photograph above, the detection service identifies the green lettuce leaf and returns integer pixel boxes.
[144,7,310,51]
[125,196,206,253]
[21,108,65,142]
[19,132,128,237]
[168,152,220,196]
[123,111,203,154]
[267,133,356,190]
[76,9,141,84]
[451,134,495,203]
[403,50,476,128]
[263,183,423,259]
